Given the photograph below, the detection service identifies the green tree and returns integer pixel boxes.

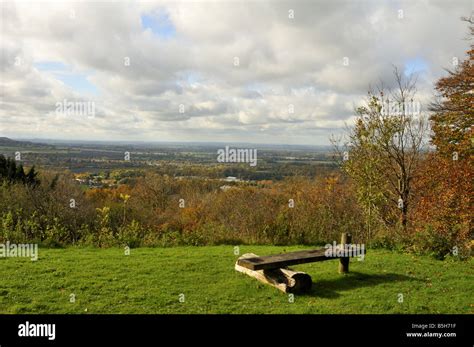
[333,68,427,240]
[0,155,40,187]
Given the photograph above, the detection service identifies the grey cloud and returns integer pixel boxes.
[1,0,471,144]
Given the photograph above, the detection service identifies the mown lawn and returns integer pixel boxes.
[0,246,472,314]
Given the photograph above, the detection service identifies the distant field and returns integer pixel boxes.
[0,246,472,314]
[0,138,336,180]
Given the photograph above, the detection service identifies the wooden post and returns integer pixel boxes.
[338,233,352,274]
[235,253,312,293]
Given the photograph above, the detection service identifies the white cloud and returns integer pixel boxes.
[0,0,471,144]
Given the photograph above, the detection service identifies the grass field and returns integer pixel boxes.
[0,246,472,314]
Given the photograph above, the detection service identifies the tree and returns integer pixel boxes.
[0,155,40,187]
[333,68,428,241]
[429,18,473,160]
[412,17,473,258]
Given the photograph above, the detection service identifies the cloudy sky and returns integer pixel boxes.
[0,0,472,145]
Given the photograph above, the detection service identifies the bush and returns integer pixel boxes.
[411,224,471,260]
[1,211,24,243]
[0,167,470,260]
[95,207,115,247]
[117,220,144,248]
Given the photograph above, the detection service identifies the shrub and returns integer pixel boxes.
[117,220,144,248]
[96,207,115,247]
[411,224,471,260]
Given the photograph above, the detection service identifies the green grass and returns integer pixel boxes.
[0,246,472,314]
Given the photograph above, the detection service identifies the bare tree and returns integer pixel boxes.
[332,67,428,241]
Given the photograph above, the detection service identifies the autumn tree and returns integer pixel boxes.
[412,17,473,258]
[430,17,473,159]
[333,68,428,242]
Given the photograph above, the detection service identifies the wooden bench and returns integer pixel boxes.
[235,233,364,293]
[237,248,331,271]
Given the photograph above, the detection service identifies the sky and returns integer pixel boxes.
[0,0,472,145]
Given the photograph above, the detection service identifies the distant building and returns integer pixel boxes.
[74,178,103,188]
[220,185,233,191]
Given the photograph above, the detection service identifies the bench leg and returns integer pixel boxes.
[338,233,352,273]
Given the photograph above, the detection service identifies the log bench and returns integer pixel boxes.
[235,233,364,293]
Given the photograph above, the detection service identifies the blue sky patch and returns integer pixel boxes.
[34,61,98,95]
[404,57,428,76]
[141,10,176,39]
[34,61,68,72]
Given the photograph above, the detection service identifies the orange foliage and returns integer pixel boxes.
[412,154,472,250]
